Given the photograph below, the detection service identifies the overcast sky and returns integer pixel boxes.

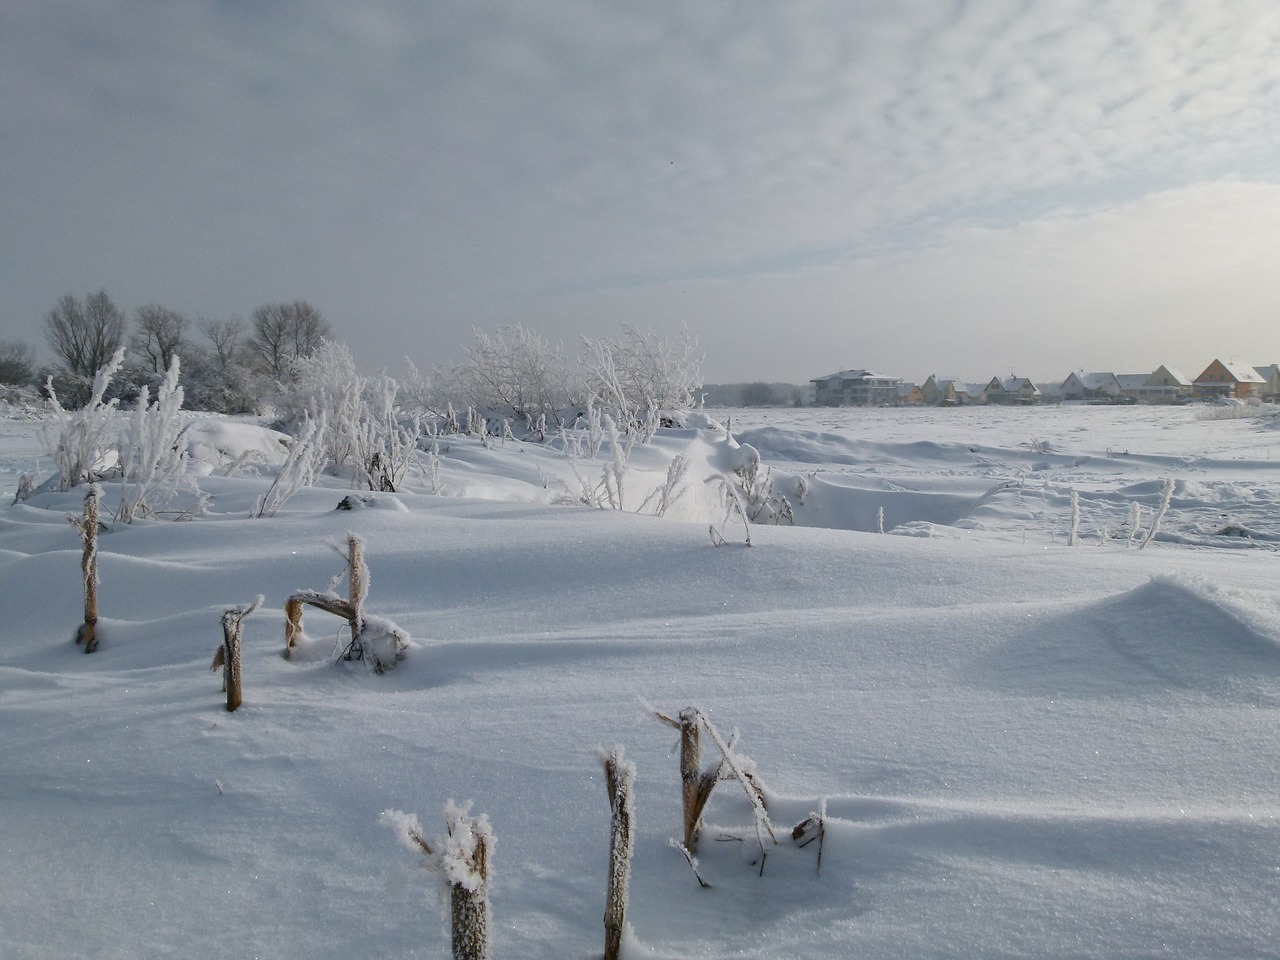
[3,1,1280,385]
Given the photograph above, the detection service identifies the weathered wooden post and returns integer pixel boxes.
[69,486,101,653]
[602,747,636,960]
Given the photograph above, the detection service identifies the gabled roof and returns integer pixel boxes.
[1196,359,1266,384]
[1115,374,1149,390]
[1002,377,1040,394]
[1063,371,1121,390]
[1149,365,1192,386]
[1254,364,1280,382]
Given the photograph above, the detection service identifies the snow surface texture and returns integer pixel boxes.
[1,404,1278,959]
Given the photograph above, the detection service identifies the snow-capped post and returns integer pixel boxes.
[68,485,101,652]
[1067,487,1080,546]
[601,746,636,960]
[877,505,885,534]
[216,596,263,712]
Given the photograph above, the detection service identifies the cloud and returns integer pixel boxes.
[1,1,1279,378]
[545,179,1280,384]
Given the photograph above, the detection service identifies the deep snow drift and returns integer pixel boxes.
[1,403,1277,959]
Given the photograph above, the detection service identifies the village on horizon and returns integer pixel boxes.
[802,359,1279,407]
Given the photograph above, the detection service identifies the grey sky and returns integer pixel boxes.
[3,1,1279,385]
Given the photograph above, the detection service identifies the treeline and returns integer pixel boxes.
[3,293,708,433]
[701,382,806,407]
[1,291,331,412]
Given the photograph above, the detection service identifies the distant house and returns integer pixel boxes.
[1193,359,1266,399]
[1061,371,1122,401]
[1139,365,1193,403]
[898,382,924,405]
[1254,365,1280,401]
[810,369,903,406]
[921,375,970,405]
[1115,374,1149,400]
[984,376,1041,404]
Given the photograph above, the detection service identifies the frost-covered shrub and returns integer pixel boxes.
[255,415,325,518]
[42,347,126,489]
[286,339,363,470]
[117,356,194,522]
[453,324,579,429]
[352,375,422,493]
[581,323,702,431]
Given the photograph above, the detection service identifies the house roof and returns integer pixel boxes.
[1002,377,1040,394]
[1115,374,1149,390]
[1150,365,1192,386]
[1063,371,1120,390]
[1254,364,1280,382]
[811,369,900,383]
[1196,359,1266,384]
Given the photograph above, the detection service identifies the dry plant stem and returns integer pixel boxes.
[650,704,718,854]
[221,611,244,711]
[451,831,491,960]
[70,487,100,652]
[283,592,357,654]
[283,596,304,658]
[678,708,703,852]
[603,750,636,960]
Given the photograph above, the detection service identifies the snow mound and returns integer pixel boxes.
[979,574,1280,701]
[180,419,293,475]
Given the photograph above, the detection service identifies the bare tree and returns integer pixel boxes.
[43,291,127,387]
[130,305,187,376]
[0,338,35,385]
[247,300,331,381]
[197,316,243,369]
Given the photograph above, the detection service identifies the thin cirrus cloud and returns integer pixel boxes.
[0,0,1278,381]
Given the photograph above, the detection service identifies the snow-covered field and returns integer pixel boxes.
[2,403,1278,959]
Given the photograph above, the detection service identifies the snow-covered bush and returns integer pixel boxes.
[287,339,363,470]
[453,324,579,430]
[255,415,326,518]
[41,347,126,489]
[581,323,702,432]
[352,376,422,493]
[116,356,194,522]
